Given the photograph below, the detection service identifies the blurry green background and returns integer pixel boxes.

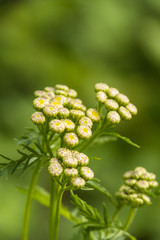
[0,0,160,239]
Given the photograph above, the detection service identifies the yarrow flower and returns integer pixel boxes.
[116,167,158,208]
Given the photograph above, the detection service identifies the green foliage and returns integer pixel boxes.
[71,191,103,225]
[88,179,117,206]
[102,132,140,148]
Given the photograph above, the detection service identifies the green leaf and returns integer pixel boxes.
[18,186,79,223]
[103,132,140,148]
[102,203,109,226]
[87,180,117,206]
[71,191,102,224]
[93,136,117,145]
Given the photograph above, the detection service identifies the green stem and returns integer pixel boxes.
[123,207,137,231]
[49,179,64,240]
[77,126,102,152]
[112,205,123,221]
[22,160,41,240]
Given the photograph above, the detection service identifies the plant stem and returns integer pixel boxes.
[123,207,137,231]
[49,178,64,240]
[22,160,41,240]
[77,126,102,152]
[112,205,123,221]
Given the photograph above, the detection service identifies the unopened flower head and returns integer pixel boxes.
[57,148,72,159]
[43,105,59,117]
[64,168,78,177]
[49,158,59,164]
[123,171,133,179]
[31,112,46,125]
[125,179,137,186]
[132,167,147,179]
[79,117,93,128]
[63,119,75,132]
[76,153,89,166]
[71,150,79,157]
[70,109,85,120]
[80,167,94,180]
[53,95,67,105]
[68,89,78,98]
[86,108,101,123]
[95,83,109,93]
[55,90,68,97]
[118,106,132,120]
[48,162,63,177]
[71,177,85,188]
[107,88,119,98]
[69,98,82,105]
[69,100,86,112]
[63,132,79,147]
[149,180,158,188]
[34,90,46,98]
[58,108,70,118]
[62,155,78,168]
[115,93,130,106]
[135,179,149,190]
[105,99,119,111]
[49,119,65,133]
[77,125,92,139]
[96,91,107,103]
[44,91,55,99]
[55,84,69,92]
[106,111,121,125]
[33,97,49,110]
[50,99,63,109]
[44,87,55,92]
[141,194,151,205]
[126,103,138,115]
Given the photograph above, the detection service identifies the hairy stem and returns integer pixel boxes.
[123,207,137,231]
[22,160,41,240]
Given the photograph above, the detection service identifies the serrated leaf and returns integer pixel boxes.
[103,132,140,148]
[71,191,102,224]
[87,181,117,206]
[18,186,79,223]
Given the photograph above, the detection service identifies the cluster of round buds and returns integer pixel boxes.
[32,85,102,147]
[48,148,94,188]
[94,82,138,126]
[115,167,158,208]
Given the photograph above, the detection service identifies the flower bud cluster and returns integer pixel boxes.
[48,148,94,189]
[31,84,102,148]
[115,167,158,208]
[94,83,138,125]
